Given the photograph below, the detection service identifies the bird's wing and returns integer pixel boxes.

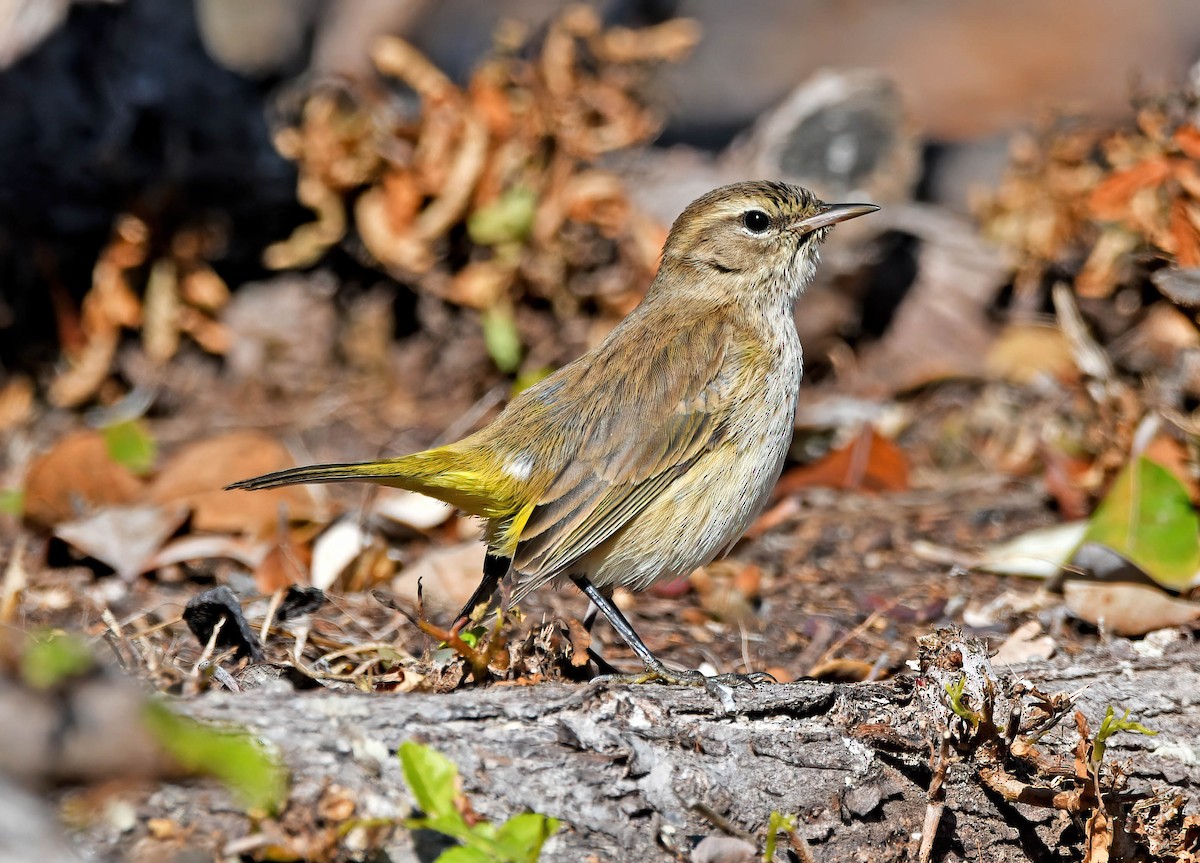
[510,310,736,583]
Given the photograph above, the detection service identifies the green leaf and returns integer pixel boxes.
[494,813,560,863]
[399,740,461,821]
[400,742,557,862]
[0,488,22,516]
[143,702,288,814]
[482,305,522,374]
[434,847,493,863]
[21,631,93,689]
[1084,456,1200,590]
[468,187,537,247]
[103,418,158,476]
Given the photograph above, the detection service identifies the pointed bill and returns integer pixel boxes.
[790,202,879,234]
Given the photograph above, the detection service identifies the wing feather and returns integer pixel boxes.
[509,309,735,585]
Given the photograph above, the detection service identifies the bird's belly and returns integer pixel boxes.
[583,386,797,592]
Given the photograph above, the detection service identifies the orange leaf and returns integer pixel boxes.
[23,431,146,527]
[1174,124,1200,160]
[1088,158,1171,221]
[148,432,319,538]
[774,426,909,496]
[1169,197,1200,267]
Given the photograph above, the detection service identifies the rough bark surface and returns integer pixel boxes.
[78,638,1200,861]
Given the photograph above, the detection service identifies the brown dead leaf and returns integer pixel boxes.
[991,620,1056,666]
[1042,446,1094,521]
[1171,198,1200,267]
[144,534,270,571]
[1085,806,1112,863]
[775,426,909,496]
[1173,124,1200,160]
[23,431,146,527]
[391,541,486,614]
[255,536,312,593]
[689,561,760,622]
[1062,581,1200,636]
[148,432,318,537]
[565,617,591,667]
[985,324,1078,383]
[179,264,230,311]
[1088,158,1172,222]
[0,375,34,431]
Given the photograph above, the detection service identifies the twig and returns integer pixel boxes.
[918,731,951,863]
[686,800,756,844]
[260,588,284,643]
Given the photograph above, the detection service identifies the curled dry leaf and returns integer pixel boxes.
[148,431,319,537]
[264,6,694,365]
[23,431,146,527]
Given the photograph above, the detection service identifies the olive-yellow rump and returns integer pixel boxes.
[229,181,878,684]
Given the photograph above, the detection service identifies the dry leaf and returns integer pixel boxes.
[55,504,189,581]
[255,536,312,593]
[371,489,454,531]
[775,425,909,496]
[0,375,34,431]
[1063,581,1200,636]
[148,432,318,537]
[985,324,1078,383]
[23,431,146,527]
[144,534,271,571]
[991,620,1056,666]
[390,541,487,614]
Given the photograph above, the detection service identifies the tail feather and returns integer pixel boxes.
[226,449,519,521]
[225,462,398,491]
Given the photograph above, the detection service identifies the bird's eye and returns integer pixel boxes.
[742,209,771,233]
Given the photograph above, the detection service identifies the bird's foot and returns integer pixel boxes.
[592,665,776,687]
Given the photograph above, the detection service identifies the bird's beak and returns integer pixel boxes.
[790,202,879,234]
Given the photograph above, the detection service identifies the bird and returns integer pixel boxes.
[228,181,878,684]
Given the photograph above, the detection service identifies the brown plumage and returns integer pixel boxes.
[229,181,878,683]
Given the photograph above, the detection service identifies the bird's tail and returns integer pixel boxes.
[226,448,516,520]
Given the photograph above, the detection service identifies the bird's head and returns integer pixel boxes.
[657,180,878,304]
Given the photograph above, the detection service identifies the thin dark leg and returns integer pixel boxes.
[570,575,675,677]
[580,600,621,676]
[451,553,510,627]
[570,575,775,687]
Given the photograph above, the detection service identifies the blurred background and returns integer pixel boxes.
[5,1,1200,858]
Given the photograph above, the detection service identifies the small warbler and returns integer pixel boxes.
[229,181,877,684]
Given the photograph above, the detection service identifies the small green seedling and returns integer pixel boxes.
[399,740,559,863]
[945,674,982,728]
[1093,706,1157,767]
[763,811,797,861]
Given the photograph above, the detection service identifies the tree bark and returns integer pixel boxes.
[75,634,1200,862]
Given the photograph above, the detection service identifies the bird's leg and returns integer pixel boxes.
[580,600,621,676]
[570,575,773,687]
[451,553,510,628]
